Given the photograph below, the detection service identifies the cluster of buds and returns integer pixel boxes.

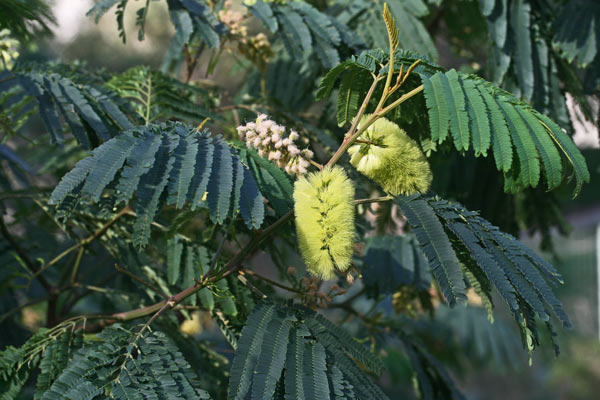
[218,2,247,37]
[237,114,314,176]
[219,1,273,72]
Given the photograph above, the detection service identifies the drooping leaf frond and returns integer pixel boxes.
[395,196,467,306]
[2,63,137,149]
[395,194,570,353]
[40,324,212,399]
[106,66,218,125]
[227,300,387,400]
[50,122,265,247]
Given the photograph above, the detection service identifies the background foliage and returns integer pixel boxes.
[0,0,599,399]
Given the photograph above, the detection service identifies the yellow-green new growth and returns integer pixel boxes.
[293,166,355,280]
[348,115,432,195]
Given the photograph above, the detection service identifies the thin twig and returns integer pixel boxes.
[30,207,129,281]
[114,264,164,295]
[241,269,303,294]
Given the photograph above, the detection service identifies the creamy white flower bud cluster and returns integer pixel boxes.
[237,114,314,176]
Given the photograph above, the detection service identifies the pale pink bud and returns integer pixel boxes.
[274,140,283,149]
[262,137,271,146]
[258,149,265,157]
[282,138,293,147]
[253,137,261,148]
[289,130,299,141]
[288,145,300,156]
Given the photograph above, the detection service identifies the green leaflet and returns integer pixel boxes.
[303,342,330,399]
[442,69,470,151]
[250,313,294,399]
[495,97,541,188]
[395,196,467,306]
[207,138,233,225]
[228,302,277,400]
[510,0,534,99]
[535,112,590,197]
[422,71,449,143]
[167,235,185,285]
[475,80,513,172]
[514,105,562,190]
[134,134,179,247]
[49,123,265,247]
[461,77,491,156]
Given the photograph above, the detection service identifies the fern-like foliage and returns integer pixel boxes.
[40,324,212,399]
[317,49,590,196]
[0,323,83,400]
[395,194,569,353]
[49,122,265,247]
[2,63,137,149]
[106,65,217,125]
[228,300,387,400]
[360,234,431,296]
[86,0,226,47]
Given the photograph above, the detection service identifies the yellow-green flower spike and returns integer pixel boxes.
[348,115,433,196]
[293,166,355,280]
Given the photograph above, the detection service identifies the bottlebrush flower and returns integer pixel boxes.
[293,166,355,280]
[348,115,432,195]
